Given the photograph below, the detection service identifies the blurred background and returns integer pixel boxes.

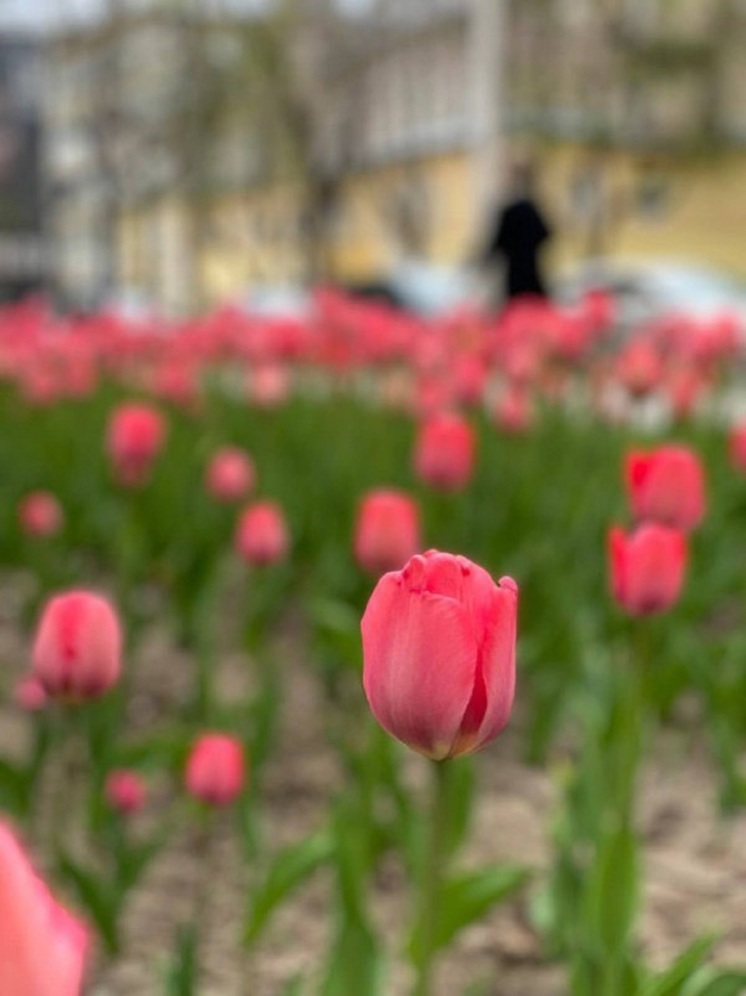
[0,0,745,317]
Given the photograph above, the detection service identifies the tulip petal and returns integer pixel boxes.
[362,574,478,759]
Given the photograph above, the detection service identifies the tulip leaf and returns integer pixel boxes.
[321,921,384,996]
[0,756,30,816]
[164,923,198,996]
[641,934,717,996]
[59,854,120,956]
[680,969,746,996]
[409,863,529,963]
[244,829,335,945]
[583,822,638,955]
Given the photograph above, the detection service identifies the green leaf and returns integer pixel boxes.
[321,921,384,996]
[59,854,120,955]
[244,830,334,945]
[164,924,198,996]
[409,864,529,963]
[681,968,746,996]
[583,823,639,954]
[642,935,717,996]
[0,756,29,816]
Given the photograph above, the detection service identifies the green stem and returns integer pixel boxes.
[413,759,450,996]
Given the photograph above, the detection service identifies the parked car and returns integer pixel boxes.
[554,258,746,338]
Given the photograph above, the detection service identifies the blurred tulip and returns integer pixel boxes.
[354,489,421,575]
[185,734,245,806]
[18,491,63,538]
[235,500,289,566]
[414,412,475,491]
[361,551,517,759]
[106,403,166,486]
[729,423,746,472]
[625,445,706,532]
[0,822,89,995]
[13,675,48,712]
[105,770,147,816]
[205,447,256,503]
[32,591,122,700]
[494,387,532,434]
[609,524,687,615]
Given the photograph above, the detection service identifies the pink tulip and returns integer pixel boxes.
[0,822,89,995]
[106,403,166,486]
[235,501,289,566]
[32,591,122,700]
[205,447,256,503]
[414,412,475,492]
[609,524,687,615]
[354,489,421,575]
[625,445,706,532]
[729,423,746,472]
[13,675,48,712]
[18,492,63,538]
[105,770,147,816]
[361,551,517,759]
[185,734,245,806]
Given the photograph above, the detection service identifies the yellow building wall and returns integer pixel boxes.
[118,144,746,313]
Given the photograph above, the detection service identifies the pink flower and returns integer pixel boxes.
[625,445,706,532]
[235,501,289,566]
[609,524,687,615]
[361,551,517,759]
[354,489,421,575]
[32,591,122,700]
[13,675,48,712]
[185,734,245,806]
[18,492,63,538]
[106,403,166,486]
[205,447,256,503]
[105,770,147,816]
[414,413,475,492]
[0,822,89,995]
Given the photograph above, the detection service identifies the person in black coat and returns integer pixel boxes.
[481,161,552,303]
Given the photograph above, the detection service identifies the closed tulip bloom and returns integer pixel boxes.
[205,447,256,503]
[18,491,63,538]
[362,551,517,760]
[185,734,245,806]
[354,489,421,575]
[13,675,48,712]
[105,770,147,816]
[625,445,706,532]
[609,524,687,615]
[0,822,89,996]
[414,412,475,491]
[107,403,166,486]
[235,501,289,566]
[32,591,122,700]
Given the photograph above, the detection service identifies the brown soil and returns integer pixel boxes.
[2,586,746,996]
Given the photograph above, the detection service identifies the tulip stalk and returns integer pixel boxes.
[413,758,450,996]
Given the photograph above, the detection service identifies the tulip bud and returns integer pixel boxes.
[414,412,476,492]
[106,403,166,487]
[625,445,706,532]
[609,524,687,615]
[0,822,89,995]
[361,551,517,760]
[354,489,421,575]
[205,447,256,503]
[13,675,48,712]
[235,501,289,566]
[185,734,245,806]
[105,770,147,816]
[32,591,122,700]
[18,492,63,538]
